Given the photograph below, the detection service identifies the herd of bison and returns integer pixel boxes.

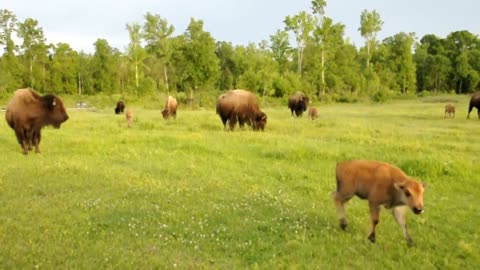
[2,87,480,245]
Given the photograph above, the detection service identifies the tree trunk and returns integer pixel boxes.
[164,65,169,94]
[321,49,325,95]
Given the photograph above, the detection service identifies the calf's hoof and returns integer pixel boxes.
[368,233,376,243]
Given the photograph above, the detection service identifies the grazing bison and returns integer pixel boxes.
[444,104,455,118]
[467,92,480,119]
[216,89,267,131]
[161,96,177,119]
[288,91,309,117]
[5,88,69,154]
[308,107,318,120]
[333,160,426,246]
[126,109,134,128]
[115,100,125,114]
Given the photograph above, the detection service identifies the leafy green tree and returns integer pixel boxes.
[142,13,175,93]
[359,9,383,70]
[269,30,291,73]
[284,11,314,76]
[91,39,117,94]
[16,18,47,90]
[215,41,236,90]
[0,9,21,93]
[180,18,220,99]
[49,43,79,94]
[444,31,480,93]
[126,22,147,90]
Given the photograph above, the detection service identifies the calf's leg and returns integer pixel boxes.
[392,206,415,246]
[332,191,349,230]
[368,203,381,243]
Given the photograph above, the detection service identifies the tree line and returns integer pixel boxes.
[1,1,479,103]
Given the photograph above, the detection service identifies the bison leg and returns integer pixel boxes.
[467,104,473,119]
[228,115,237,131]
[392,206,415,246]
[332,191,350,230]
[368,203,381,243]
[33,130,41,153]
[14,128,28,155]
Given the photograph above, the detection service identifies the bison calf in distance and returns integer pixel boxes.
[115,100,125,114]
[288,91,309,117]
[333,160,426,246]
[467,92,480,119]
[216,89,267,131]
[308,107,318,120]
[162,96,177,119]
[444,104,455,118]
[5,88,69,154]
[126,109,134,128]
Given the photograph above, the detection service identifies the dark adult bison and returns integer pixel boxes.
[216,89,267,131]
[467,92,480,119]
[288,91,309,117]
[115,100,125,114]
[161,96,177,119]
[5,88,69,154]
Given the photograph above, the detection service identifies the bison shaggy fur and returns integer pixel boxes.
[288,91,309,117]
[467,92,480,119]
[115,100,125,114]
[5,88,69,154]
[216,89,267,131]
[161,96,177,119]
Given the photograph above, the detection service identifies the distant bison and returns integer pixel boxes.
[288,91,309,117]
[333,160,426,246]
[308,107,318,120]
[216,89,267,131]
[115,100,125,114]
[467,92,480,119]
[444,104,455,118]
[5,88,69,154]
[126,109,134,128]
[161,96,177,119]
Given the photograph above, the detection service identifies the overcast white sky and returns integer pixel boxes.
[2,0,479,53]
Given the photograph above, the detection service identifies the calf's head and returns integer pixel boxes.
[394,179,426,214]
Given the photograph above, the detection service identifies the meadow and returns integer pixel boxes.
[0,95,479,269]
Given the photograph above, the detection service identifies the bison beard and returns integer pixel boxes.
[5,88,69,154]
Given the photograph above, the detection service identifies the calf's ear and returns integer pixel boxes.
[422,182,427,189]
[393,181,406,190]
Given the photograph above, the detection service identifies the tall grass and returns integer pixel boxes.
[0,96,479,268]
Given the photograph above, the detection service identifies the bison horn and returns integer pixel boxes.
[52,98,56,106]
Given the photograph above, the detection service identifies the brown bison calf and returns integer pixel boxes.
[308,107,318,120]
[126,109,134,128]
[162,96,177,119]
[5,88,69,154]
[444,104,455,118]
[467,92,480,119]
[333,160,426,246]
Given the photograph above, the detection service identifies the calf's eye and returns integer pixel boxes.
[405,191,411,197]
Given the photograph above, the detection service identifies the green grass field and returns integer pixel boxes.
[0,96,479,269]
